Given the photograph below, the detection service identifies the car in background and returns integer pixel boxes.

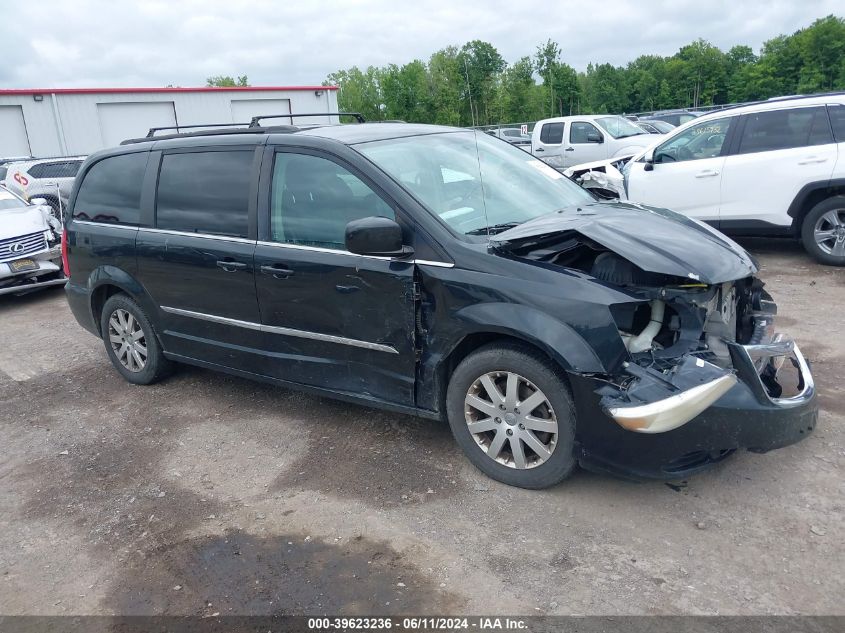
[0,185,65,296]
[487,127,532,147]
[640,109,703,127]
[531,115,661,169]
[0,157,33,188]
[623,94,845,265]
[635,120,675,134]
[3,156,86,215]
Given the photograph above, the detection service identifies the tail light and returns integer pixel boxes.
[61,229,69,275]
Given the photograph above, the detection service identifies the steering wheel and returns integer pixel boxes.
[677,146,694,161]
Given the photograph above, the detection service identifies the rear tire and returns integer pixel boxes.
[801,196,845,266]
[446,342,577,489]
[100,293,173,385]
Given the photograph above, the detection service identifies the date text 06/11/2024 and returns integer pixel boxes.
[307,617,529,630]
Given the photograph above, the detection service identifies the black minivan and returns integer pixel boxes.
[64,120,817,488]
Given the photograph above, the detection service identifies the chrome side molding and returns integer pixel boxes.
[160,306,399,354]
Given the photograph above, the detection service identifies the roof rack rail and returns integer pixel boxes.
[145,122,250,138]
[249,112,365,126]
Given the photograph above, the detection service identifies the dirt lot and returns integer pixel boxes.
[0,238,842,616]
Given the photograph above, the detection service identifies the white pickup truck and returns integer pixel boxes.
[0,186,65,296]
[531,114,660,169]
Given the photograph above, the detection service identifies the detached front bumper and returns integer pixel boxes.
[569,338,818,480]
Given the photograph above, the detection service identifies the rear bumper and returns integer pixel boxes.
[65,280,99,336]
[570,341,818,480]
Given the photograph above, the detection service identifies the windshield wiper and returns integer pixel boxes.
[465,221,523,236]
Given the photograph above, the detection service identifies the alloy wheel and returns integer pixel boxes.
[464,371,558,469]
[107,309,147,372]
[814,209,845,257]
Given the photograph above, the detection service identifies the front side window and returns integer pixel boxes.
[595,116,648,139]
[570,121,601,143]
[539,122,564,144]
[654,117,734,164]
[270,153,394,249]
[738,107,833,154]
[73,153,148,224]
[357,131,594,237]
[156,151,252,238]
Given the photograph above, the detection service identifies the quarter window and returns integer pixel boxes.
[539,122,564,144]
[156,151,253,238]
[29,161,83,179]
[73,153,148,224]
[738,107,832,154]
[270,153,394,249]
[654,117,734,164]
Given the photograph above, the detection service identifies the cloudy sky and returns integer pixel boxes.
[0,0,840,88]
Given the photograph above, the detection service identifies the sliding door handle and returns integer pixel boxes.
[216,260,247,272]
[260,264,294,279]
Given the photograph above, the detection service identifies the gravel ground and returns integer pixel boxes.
[0,238,842,616]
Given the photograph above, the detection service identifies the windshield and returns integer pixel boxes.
[0,189,28,211]
[356,131,593,237]
[595,116,648,139]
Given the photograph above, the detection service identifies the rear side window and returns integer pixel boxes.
[156,151,253,238]
[738,107,832,154]
[539,122,564,144]
[828,104,845,143]
[73,153,148,224]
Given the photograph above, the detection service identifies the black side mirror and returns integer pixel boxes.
[345,216,413,257]
[586,132,603,143]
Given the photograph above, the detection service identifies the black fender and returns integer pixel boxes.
[448,302,609,373]
[787,178,845,225]
[86,265,159,334]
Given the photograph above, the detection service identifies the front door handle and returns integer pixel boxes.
[565,147,575,151]
[695,169,720,178]
[216,260,247,272]
[798,156,828,165]
[534,147,545,152]
[260,264,294,279]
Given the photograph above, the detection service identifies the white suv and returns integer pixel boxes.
[624,94,845,265]
[531,115,660,169]
[3,156,86,215]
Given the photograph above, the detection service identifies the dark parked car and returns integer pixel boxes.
[641,109,704,127]
[635,120,676,134]
[63,121,816,489]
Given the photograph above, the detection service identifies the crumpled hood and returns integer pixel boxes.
[0,206,50,240]
[491,201,757,284]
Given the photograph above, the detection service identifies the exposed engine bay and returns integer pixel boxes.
[498,231,807,435]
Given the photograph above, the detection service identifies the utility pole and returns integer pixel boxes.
[464,57,476,126]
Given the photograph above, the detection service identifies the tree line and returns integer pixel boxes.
[323,15,845,126]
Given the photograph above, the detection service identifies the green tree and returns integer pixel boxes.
[206,75,249,87]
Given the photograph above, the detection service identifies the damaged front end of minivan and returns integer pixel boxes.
[491,202,818,479]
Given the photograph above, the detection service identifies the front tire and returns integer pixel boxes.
[446,343,577,489]
[801,196,845,266]
[100,294,172,385]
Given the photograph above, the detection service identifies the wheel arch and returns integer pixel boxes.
[788,179,845,233]
[87,266,158,336]
[421,303,607,417]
